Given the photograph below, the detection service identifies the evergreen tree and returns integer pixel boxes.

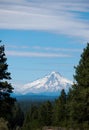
[69,43,89,128]
[11,103,24,128]
[0,44,15,120]
[22,105,40,130]
[44,101,53,126]
[60,89,67,125]
[38,103,47,126]
[38,101,53,126]
[60,89,66,106]
[52,89,67,126]
[52,99,60,126]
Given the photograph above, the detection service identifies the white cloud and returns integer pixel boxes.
[0,0,89,40]
[6,45,29,49]
[6,50,71,58]
[32,46,82,52]
[6,45,82,52]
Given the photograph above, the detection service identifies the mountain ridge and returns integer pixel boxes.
[14,71,72,96]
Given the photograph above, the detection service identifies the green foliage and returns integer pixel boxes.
[67,43,89,129]
[22,101,53,130]
[22,105,40,130]
[52,89,67,126]
[74,43,89,87]
[22,91,67,130]
[39,101,53,126]
[0,44,16,121]
[0,44,24,130]
[10,103,24,129]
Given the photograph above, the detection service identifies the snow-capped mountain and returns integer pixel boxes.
[15,71,72,95]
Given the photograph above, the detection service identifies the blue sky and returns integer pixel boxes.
[0,0,89,88]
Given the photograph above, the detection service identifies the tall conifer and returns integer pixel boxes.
[69,43,89,128]
[0,44,15,119]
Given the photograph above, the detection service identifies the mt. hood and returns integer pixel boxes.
[15,72,72,95]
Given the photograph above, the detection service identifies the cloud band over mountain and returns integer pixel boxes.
[0,0,89,40]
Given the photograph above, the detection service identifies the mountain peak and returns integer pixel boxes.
[50,71,59,74]
[15,71,72,95]
[49,71,62,77]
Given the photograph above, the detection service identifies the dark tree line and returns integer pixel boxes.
[21,89,67,130]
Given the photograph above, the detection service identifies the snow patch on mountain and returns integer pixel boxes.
[14,71,72,95]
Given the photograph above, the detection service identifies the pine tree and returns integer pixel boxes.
[0,44,15,119]
[22,105,40,130]
[52,89,67,126]
[38,101,53,126]
[69,43,89,128]
[44,101,53,126]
